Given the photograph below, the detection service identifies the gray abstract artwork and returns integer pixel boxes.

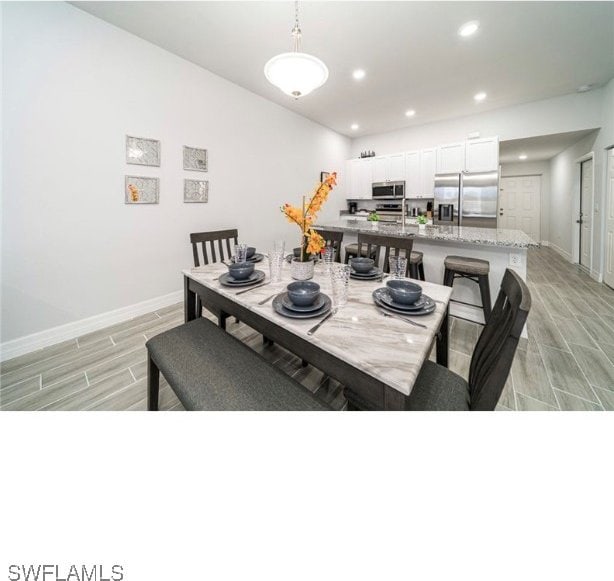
[183,146,208,172]
[125,176,159,204]
[184,179,209,203]
[126,135,160,167]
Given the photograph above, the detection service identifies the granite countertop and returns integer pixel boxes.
[316,220,538,248]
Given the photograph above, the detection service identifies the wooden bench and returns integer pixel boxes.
[146,318,331,411]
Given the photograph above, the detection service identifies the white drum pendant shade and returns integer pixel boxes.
[264,52,329,98]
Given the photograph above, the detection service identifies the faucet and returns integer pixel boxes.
[401,198,407,228]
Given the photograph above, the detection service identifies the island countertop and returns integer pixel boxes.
[316,220,538,249]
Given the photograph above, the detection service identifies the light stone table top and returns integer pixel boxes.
[317,220,538,248]
[184,259,452,397]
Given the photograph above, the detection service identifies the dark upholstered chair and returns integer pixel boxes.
[189,229,239,328]
[146,318,330,411]
[314,228,344,262]
[353,232,415,278]
[406,268,531,411]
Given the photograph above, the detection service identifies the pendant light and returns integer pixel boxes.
[264,1,329,99]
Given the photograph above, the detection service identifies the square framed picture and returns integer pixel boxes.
[125,176,159,204]
[125,135,160,167]
[320,171,331,182]
[184,179,209,203]
[183,146,208,172]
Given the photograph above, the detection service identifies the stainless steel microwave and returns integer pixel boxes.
[372,181,405,200]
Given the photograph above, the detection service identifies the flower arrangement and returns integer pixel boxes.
[281,172,337,261]
[416,214,428,225]
[367,211,380,222]
[127,184,140,202]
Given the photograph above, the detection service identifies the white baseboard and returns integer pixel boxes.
[540,240,549,247]
[590,269,603,283]
[549,243,572,262]
[0,290,183,362]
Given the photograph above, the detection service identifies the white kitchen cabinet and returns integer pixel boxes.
[436,142,466,174]
[347,158,373,199]
[372,153,405,182]
[404,151,421,197]
[465,136,499,172]
[420,148,436,199]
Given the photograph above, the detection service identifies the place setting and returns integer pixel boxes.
[372,279,436,327]
[271,281,332,319]
[348,257,383,281]
[218,244,266,288]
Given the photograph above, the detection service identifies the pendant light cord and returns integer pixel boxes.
[291,0,302,52]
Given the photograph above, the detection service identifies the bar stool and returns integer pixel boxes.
[410,251,425,281]
[344,243,377,263]
[443,255,492,322]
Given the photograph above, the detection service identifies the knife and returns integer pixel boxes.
[235,281,270,295]
[307,308,338,336]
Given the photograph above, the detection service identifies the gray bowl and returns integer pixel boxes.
[228,261,255,280]
[287,281,321,306]
[246,246,256,259]
[386,279,422,305]
[350,257,375,274]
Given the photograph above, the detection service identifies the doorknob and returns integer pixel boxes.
[576,220,583,224]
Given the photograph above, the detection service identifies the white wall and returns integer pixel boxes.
[1,2,351,345]
[501,161,551,244]
[351,90,604,157]
[549,132,598,260]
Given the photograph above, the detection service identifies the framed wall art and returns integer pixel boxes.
[125,135,160,167]
[184,179,209,203]
[183,146,208,172]
[320,171,330,182]
[125,176,159,204]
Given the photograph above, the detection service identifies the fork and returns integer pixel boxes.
[378,309,427,328]
[257,292,278,305]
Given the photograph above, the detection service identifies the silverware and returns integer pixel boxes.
[258,292,278,305]
[378,309,427,328]
[235,281,270,295]
[307,308,338,336]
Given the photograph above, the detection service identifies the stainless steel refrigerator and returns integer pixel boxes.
[433,171,498,228]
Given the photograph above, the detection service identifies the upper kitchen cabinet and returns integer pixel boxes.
[372,153,405,182]
[465,136,500,172]
[347,158,373,199]
[404,151,421,197]
[420,148,436,198]
[436,142,466,174]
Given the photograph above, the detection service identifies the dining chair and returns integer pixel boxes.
[405,268,531,411]
[190,229,238,266]
[189,229,239,328]
[314,228,344,262]
[355,232,415,277]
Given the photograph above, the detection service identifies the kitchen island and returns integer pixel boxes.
[316,219,537,331]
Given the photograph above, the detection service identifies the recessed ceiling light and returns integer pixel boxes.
[474,92,487,102]
[458,21,480,37]
[352,69,366,80]
[351,123,359,130]
[518,154,528,160]
[577,84,593,93]
[405,109,416,117]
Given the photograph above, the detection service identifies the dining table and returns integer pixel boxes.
[183,259,453,411]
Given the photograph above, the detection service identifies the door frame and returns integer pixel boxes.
[604,147,614,288]
[499,174,542,243]
[572,152,595,273]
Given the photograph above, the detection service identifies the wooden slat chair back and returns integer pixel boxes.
[314,228,344,262]
[356,232,415,277]
[468,268,531,410]
[190,229,239,267]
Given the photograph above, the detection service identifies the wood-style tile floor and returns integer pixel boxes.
[1,247,613,411]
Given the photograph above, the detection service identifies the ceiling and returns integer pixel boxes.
[72,1,614,137]
[499,129,598,164]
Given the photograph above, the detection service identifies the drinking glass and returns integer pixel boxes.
[388,256,408,279]
[322,246,334,273]
[272,240,286,255]
[235,243,248,263]
[330,264,351,307]
[268,248,285,283]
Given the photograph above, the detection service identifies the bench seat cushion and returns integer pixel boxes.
[147,318,330,411]
[444,255,490,275]
[405,360,470,411]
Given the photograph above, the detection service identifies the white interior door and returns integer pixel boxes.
[499,176,541,242]
[605,150,614,289]
[580,159,593,269]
